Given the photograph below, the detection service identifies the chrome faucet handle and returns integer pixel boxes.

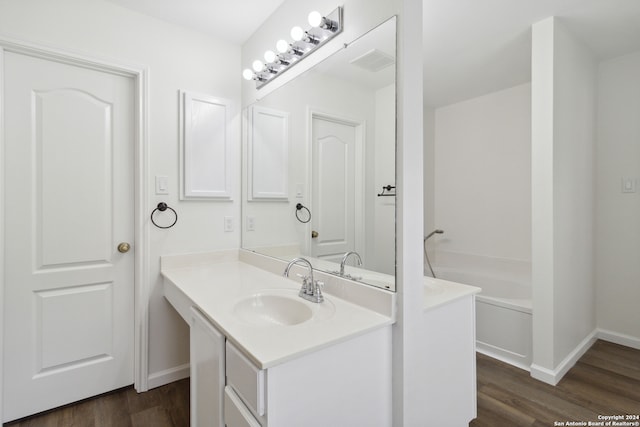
[313,280,324,302]
[298,275,311,294]
[305,276,315,295]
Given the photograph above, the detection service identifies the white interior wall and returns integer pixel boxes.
[595,50,640,347]
[0,0,241,386]
[433,83,532,270]
[531,17,597,384]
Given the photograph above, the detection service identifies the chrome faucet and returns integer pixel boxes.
[339,251,362,277]
[283,257,324,303]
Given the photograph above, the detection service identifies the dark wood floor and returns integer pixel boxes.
[4,340,638,426]
[471,340,640,426]
[4,378,189,427]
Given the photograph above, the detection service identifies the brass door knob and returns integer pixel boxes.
[311,231,319,238]
[117,242,131,253]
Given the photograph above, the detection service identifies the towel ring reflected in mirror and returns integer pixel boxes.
[295,203,311,223]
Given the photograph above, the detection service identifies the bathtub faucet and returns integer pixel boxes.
[424,229,443,278]
[424,229,444,240]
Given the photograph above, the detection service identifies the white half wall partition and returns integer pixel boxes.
[531,16,597,385]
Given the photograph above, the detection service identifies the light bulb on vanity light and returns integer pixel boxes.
[276,39,289,54]
[308,11,323,27]
[245,6,342,89]
[242,69,254,80]
[264,50,276,63]
[290,26,304,41]
[252,60,264,72]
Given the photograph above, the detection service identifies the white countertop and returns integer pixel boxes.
[423,276,481,311]
[162,256,394,369]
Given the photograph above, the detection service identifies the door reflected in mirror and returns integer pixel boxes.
[242,17,396,291]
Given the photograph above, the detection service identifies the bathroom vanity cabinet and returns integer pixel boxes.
[164,251,479,426]
[189,298,392,427]
[163,251,395,427]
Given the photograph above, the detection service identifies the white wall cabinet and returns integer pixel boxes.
[190,307,225,427]
[180,91,233,200]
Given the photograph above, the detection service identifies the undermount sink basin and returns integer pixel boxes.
[233,289,335,326]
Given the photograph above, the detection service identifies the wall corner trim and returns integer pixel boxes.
[530,330,598,385]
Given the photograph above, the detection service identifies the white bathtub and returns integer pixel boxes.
[434,268,533,370]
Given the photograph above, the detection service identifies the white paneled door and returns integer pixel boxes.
[2,51,134,422]
[310,115,361,264]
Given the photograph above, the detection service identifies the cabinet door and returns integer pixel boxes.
[225,341,265,417]
[190,307,225,427]
[224,386,262,427]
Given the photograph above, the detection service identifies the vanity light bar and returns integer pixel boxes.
[242,6,343,89]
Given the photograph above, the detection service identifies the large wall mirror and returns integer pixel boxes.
[242,17,396,291]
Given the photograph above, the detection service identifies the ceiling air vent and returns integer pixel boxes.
[349,49,395,72]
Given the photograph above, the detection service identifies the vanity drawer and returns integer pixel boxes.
[224,386,261,427]
[225,341,266,417]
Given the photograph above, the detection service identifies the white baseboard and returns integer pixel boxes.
[597,329,640,350]
[529,363,557,385]
[530,330,598,386]
[476,342,531,372]
[147,363,190,390]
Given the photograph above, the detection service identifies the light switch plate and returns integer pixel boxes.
[622,177,636,193]
[224,216,233,232]
[155,176,169,195]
